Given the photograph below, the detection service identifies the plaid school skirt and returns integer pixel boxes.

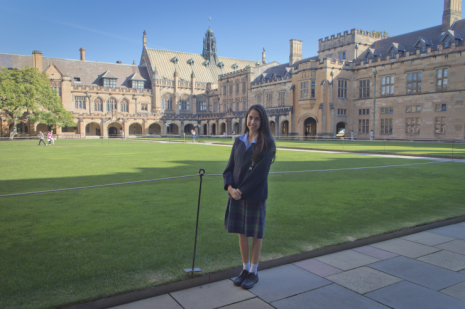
[224,197,267,239]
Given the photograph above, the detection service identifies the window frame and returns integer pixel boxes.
[436,68,448,91]
[381,75,395,96]
[359,79,370,98]
[338,79,347,98]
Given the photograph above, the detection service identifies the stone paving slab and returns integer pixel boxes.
[221,297,274,309]
[109,294,182,309]
[429,225,465,241]
[370,238,441,258]
[418,250,465,271]
[369,256,465,290]
[326,266,403,294]
[366,281,465,309]
[401,231,456,246]
[352,245,398,260]
[436,239,465,255]
[272,283,390,309]
[441,281,465,302]
[247,264,331,303]
[293,259,342,277]
[315,250,380,271]
[170,280,254,309]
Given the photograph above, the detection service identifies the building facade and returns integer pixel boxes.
[1,0,464,140]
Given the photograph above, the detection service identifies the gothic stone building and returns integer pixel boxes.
[1,0,465,140]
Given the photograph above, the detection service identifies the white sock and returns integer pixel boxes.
[243,262,250,272]
[250,263,258,275]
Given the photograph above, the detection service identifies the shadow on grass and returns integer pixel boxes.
[1,157,464,309]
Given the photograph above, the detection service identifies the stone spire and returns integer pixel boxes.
[202,17,218,64]
[443,0,462,31]
[262,48,266,64]
[143,30,147,47]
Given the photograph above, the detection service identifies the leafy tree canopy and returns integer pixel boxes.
[372,30,389,37]
[0,66,75,137]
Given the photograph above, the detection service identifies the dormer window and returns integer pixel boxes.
[444,41,450,48]
[421,46,426,52]
[104,78,117,88]
[74,77,81,83]
[132,81,144,89]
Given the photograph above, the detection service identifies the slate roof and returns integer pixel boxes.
[145,48,257,83]
[252,56,319,83]
[369,19,465,56]
[0,53,151,88]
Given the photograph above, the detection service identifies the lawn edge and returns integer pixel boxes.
[63,214,465,309]
[210,142,465,159]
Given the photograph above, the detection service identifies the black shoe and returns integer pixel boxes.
[241,272,259,289]
[233,270,249,286]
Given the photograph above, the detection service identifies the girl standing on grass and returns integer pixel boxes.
[223,104,276,290]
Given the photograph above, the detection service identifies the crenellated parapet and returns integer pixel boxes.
[72,85,152,94]
[352,41,465,68]
[318,28,385,53]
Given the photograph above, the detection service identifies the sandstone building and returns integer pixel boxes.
[1,0,464,140]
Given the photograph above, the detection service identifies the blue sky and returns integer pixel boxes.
[0,0,445,65]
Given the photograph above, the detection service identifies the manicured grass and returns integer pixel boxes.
[1,140,464,309]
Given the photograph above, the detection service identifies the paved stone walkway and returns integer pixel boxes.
[110,222,465,309]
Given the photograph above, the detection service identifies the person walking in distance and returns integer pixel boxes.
[223,104,276,290]
[192,129,196,142]
[47,130,54,145]
[351,130,354,141]
[38,131,47,146]
[370,130,374,141]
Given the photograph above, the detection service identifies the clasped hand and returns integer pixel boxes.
[228,185,242,200]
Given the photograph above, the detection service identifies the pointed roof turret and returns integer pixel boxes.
[203,17,218,64]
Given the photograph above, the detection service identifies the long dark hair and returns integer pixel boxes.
[243,104,276,163]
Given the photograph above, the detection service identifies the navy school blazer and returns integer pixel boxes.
[223,136,275,201]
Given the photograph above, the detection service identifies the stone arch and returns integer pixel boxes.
[336,122,347,134]
[298,113,319,124]
[184,123,194,133]
[85,122,101,136]
[148,122,161,134]
[36,123,50,133]
[211,123,217,135]
[281,120,289,136]
[220,122,227,135]
[166,123,179,134]
[233,122,239,134]
[304,117,317,137]
[203,123,208,135]
[270,121,275,135]
[129,122,143,135]
[106,121,123,137]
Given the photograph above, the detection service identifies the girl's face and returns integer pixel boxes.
[247,109,261,135]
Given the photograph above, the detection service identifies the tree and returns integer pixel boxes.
[0,66,75,139]
[372,30,389,38]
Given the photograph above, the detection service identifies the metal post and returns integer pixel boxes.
[452,140,455,161]
[184,168,205,277]
[372,69,377,140]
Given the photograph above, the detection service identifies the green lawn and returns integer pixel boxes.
[1,139,464,309]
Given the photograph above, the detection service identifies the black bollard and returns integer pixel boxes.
[184,168,205,277]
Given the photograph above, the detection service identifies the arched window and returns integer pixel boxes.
[162,94,172,110]
[197,96,207,111]
[120,99,129,112]
[107,97,117,112]
[180,95,190,111]
[94,98,103,112]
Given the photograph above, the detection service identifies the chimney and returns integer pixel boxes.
[143,30,147,47]
[79,48,85,61]
[116,61,122,64]
[32,50,43,72]
[262,48,266,64]
[289,39,303,66]
[443,0,462,31]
